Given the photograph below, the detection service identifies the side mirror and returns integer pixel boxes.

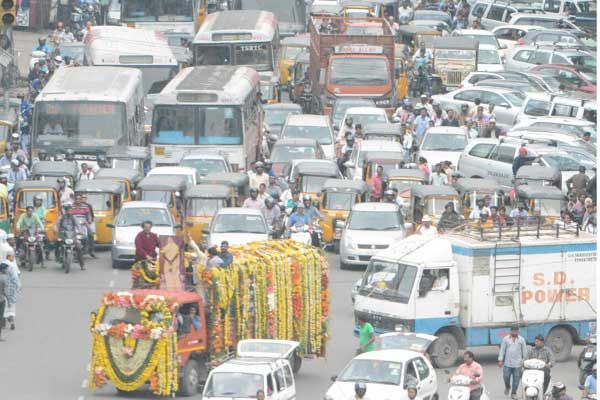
[268,133,279,143]
[106,223,115,228]
[202,228,210,234]
[173,224,182,229]
[500,44,507,49]
[333,126,340,132]
[330,375,337,382]
[343,161,355,168]
[131,190,137,198]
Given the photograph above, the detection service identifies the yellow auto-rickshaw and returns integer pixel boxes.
[75,180,123,246]
[289,52,310,104]
[260,78,281,105]
[386,169,428,187]
[0,106,18,153]
[104,146,151,178]
[184,184,232,243]
[319,179,368,253]
[363,123,403,143]
[295,161,341,203]
[515,185,565,224]
[199,172,249,206]
[279,34,310,86]
[95,168,142,202]
[30,161,79,187]
[137,175,188,223]
[454,178,503,219]
[0,189,9,233]
[13,181,61,242]
[407,185,459,231]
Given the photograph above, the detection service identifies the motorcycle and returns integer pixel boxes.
[579,334,597,385]
[58,230,84,274]
[410,65,432,97]
[29,50,47,72]
[446,373,490,400]
[299,82,312,114]
[289,224,312,246]
[522,359,547,400]
[20,227,45,271]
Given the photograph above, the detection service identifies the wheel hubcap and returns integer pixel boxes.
[189,368,199,387]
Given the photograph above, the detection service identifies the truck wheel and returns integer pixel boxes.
[179,359,204,397]
[292,353,302,374]
[431,332,459,368]
[547,327,573,362]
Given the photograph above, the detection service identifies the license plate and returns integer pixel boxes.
[585,351,593,358]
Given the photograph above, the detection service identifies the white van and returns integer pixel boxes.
[203,357,296,400]
[517,93,597,124]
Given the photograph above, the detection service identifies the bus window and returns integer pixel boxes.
[234,43,272,69]
[194,46,232,65]
[153,106,195,144]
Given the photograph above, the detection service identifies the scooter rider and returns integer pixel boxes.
[263,198,282,236]
[549,382,573,400]
[287,201,310,231]
[16,205,44,255]
[54,204,84,269]
[583,368,597,399]
[452,350,484,400]
[526,335,554,394]
[33,37,52,54]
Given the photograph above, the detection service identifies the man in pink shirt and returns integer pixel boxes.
[453,351,483,399]
[369,165,384,202]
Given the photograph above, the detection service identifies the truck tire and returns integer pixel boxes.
[179,359,204,397]
[292,353,302,374]
[431,332,459,368]
[547,327,573,362]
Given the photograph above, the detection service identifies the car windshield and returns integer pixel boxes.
[265,109,299,126]
[421,133,467,151]
[378,335,434,352]
[530,123,597,140]
[101,306,142,325]
[122,0,193,22]
[361,261,416,303]
[302,175,330,193]
[117,207,172,227]
[337,359,403,385]
[347,210,401,230]
[504,91,525,106]
[282,125,332,144]
[524,99,551,116]
[347,113,388,127]
[359,151,403,167]
[181,159,228,177]
[333,100,375,125]
[271,145,316,163]
[282,45,305,59]
[187,198,222,217]
[204,372,264,398]
[478,49,501,64]
[464,34,498,47]
[329,58,389,86]
[414,12,449,22]
[425,197,454,216]
[213,214,266,234]
[542,153,588,171]
[324,192,356,210]
[566,55,596,69]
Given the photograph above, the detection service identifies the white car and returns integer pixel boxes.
[517,93,597,125]
[109,201,179,268]
[512,116,596,141]
[237,339,303,374]
[418,126,469,169]
[180,152,231,177]
[477,44,504,72]
[325,349,438,400]
[492,25,542,56]
[344,140,404,181]
[203,356,295,400]
[207,208,269,246]
[507,12,582,31]
[460,71,529,88]
[338,106,389,136]
[280,114,336,160]
[147,166,197,186]
[340,202,405,269]
[451,29,501,48]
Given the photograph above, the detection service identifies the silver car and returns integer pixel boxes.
[109,201,180,268]
[505,45,595,73]
[432,86,525,129]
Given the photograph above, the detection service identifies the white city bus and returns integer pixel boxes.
[84,26,178,95]
[32,66,145,163]
[150,66,263,171]
[192,9,280,83]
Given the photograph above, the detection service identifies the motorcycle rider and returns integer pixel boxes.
[526,335,554,394]
[286,201,310,230]
[16,206,44,255]
[303,196,322,221]
[243,188,264,210]
[452,350,483,400]
[583,368,597,399]
[72,193,95,258]
[248,161,269,190]
[65,149,76,163]
[58,178,74,206]
[550,382,573,400]
[54,204,84,269]
[33,37,51,55]
[263,198,282,236]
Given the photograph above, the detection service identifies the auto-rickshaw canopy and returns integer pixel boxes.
[281,35,310,48]
[296,162,341,178]
[363,123,403,141]
[200,172,249,189]
[31,161,79,181]
[75,180,124,195]
[387,168,428,183]
[516,184,564,201]
[412,184,459,199]
[13,180,61,192]
[433,36,479,51]
[185,184,231,199]
[454,178,501,196]
[138,175,188,192]
[516,166,561,187]
[396,25,440,46]
[322,179,368,194]
[95,168,143,185]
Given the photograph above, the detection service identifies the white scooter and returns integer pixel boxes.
[447,374,490,400]
[522,359,547,400]
[289,224,312,246]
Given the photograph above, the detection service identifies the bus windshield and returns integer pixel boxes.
[152,105,243,145]
[122,0,194,22]
[194,43,273,71]
[34,101,125,146]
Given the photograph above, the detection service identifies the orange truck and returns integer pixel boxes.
[308,16,396,115]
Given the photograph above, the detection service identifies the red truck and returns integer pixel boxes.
[308,16,396,115]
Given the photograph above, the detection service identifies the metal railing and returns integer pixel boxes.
[449,217,581,241]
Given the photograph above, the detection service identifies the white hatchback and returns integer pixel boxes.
[280,114,336,160]
[207,207,269,247]
[325,349,438,400]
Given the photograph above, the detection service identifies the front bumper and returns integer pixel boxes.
[340,245,388,266]
[112,243,135,263]
[353,310,416,336]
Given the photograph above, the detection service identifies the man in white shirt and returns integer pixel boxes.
[248,161,269,190]
[43,119,65,135]
[417,215,438,237]
[398,0,414,22]
[468,199,490,219]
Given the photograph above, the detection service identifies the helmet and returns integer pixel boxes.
[249,188,258,194]
[345,117,353,125]
[66,149,74,155]
[263,158,272,166]
[38,37,46,43]
[39,148,47,155]
[384,189,395,198]
[303,196,312,203]
[432,100,441,107]
[355,382,367,397]
[296,201,305,209]
[403,99,413,107]
[33,195,42,202]
[551,382,566,397]
[264,198,273,207]
[414,103,424,111]
[63,203,72,211]
[54,55,63,64]
[254,161,264,168]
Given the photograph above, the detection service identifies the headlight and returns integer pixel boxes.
[375,98,391,106]
[28,236,36,243]
[335,220,346,229]
[525,387,538,397]
[65,239,74,245]
[347,243,358,250]
[324,395,334,400]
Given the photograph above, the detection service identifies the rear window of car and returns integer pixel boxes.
[487,5,505,20]
[524,99,551,116]
[468,143,495,158]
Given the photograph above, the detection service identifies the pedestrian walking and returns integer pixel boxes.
[3,249,20,330]
[357,316,375,354]
[0,262,8,340]
[498,326,527,399]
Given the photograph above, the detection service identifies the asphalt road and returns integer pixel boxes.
[0,250,585,400]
